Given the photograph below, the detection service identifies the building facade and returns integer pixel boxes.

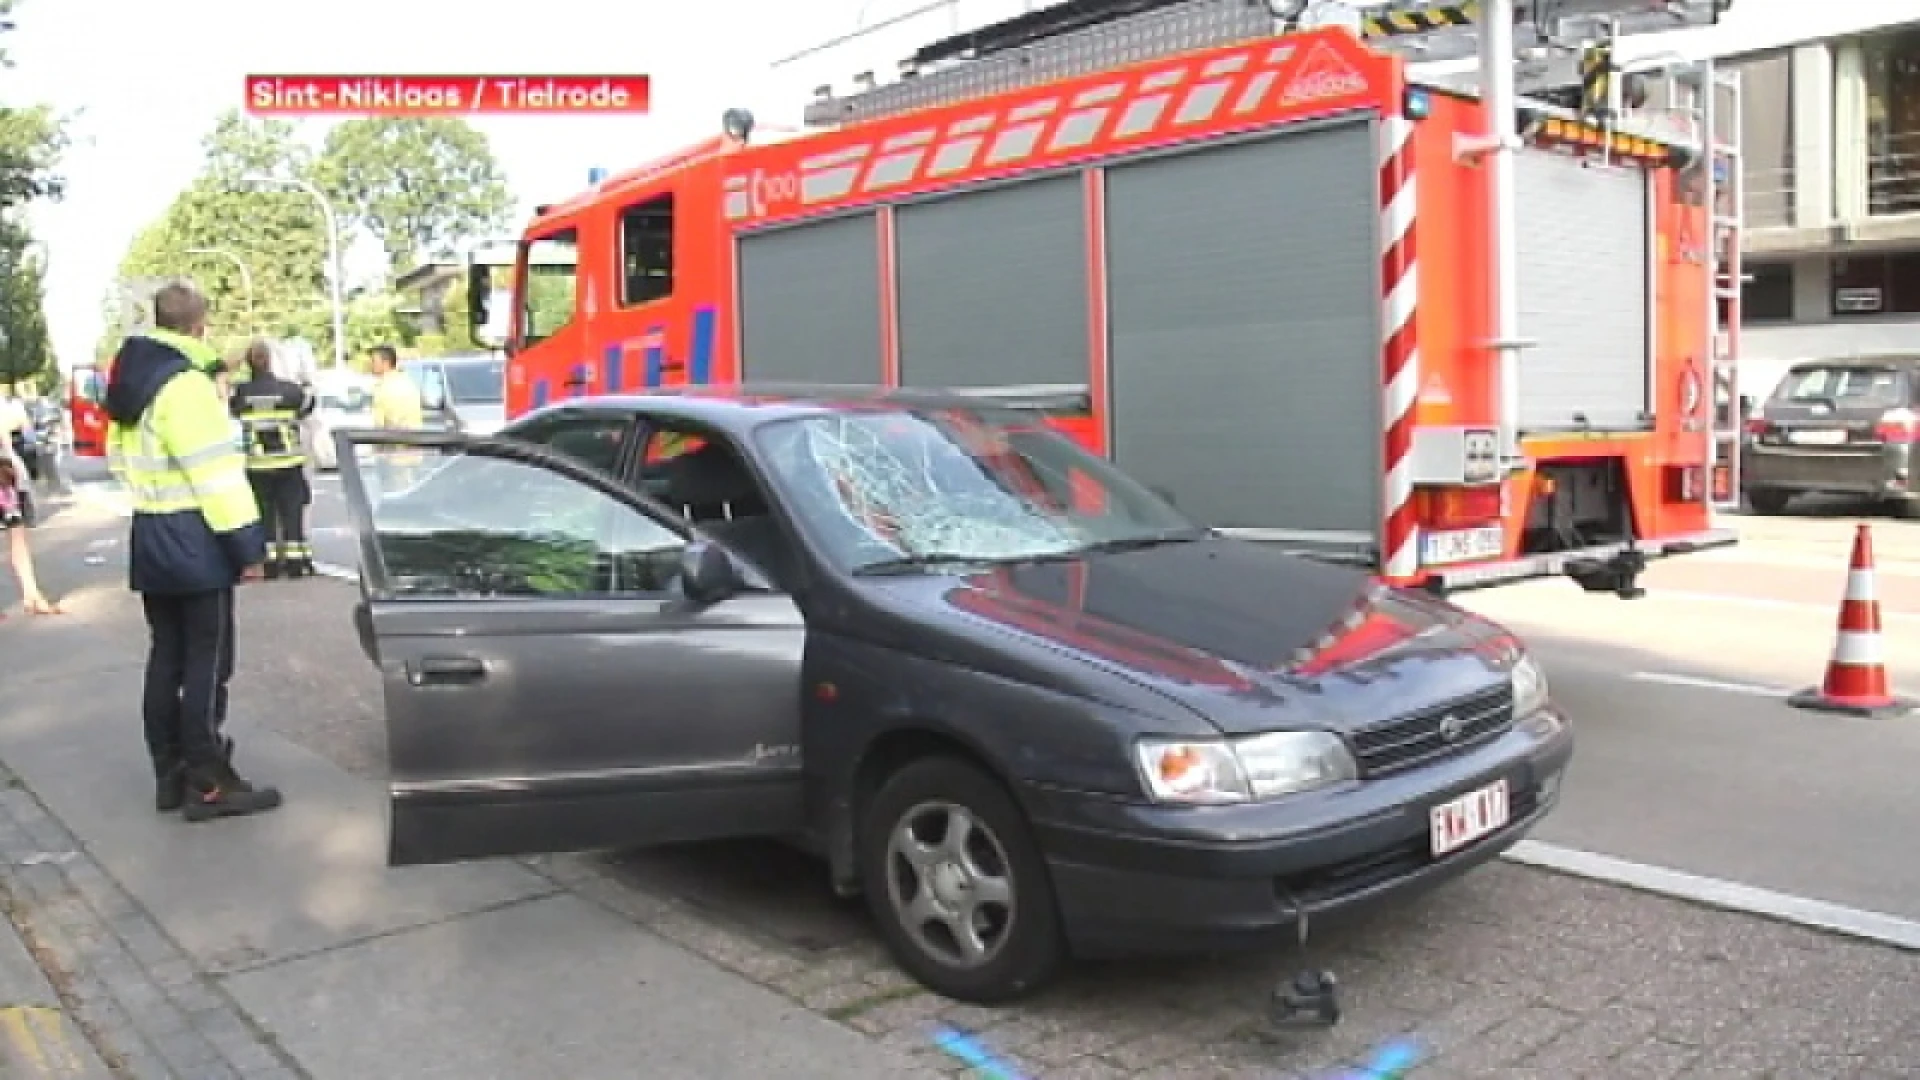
[1728,17,1920,397]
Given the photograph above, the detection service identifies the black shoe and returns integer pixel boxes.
[155,762,186,813]
[263,562,284,580]
[182,761,283,822]
[289,559,316,579]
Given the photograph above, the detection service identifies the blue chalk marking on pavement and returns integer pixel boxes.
[932,1024,1026,1079]
[1318,1036,1425,1079]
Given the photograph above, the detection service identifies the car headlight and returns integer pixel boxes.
[1511,653,1549,717]
[1136,731,1357,805]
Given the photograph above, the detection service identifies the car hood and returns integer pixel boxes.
[878,534,1516,735]
[453,402,506,436]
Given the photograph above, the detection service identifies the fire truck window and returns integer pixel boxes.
[521,228,579,345]
[620,194,675,307]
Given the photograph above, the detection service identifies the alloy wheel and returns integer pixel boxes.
[883,800,1017,970]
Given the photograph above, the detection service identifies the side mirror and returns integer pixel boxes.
[679,539,740,603]
[466,264,492,333]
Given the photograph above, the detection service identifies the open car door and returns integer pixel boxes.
[332,428,807,866]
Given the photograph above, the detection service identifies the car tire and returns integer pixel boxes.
[1744,487,1791,515]
[1888,497,1920,521]
[859,755,1065,1004]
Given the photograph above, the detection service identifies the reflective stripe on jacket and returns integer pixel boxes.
[104,331,267,593]
[231,375,313,471]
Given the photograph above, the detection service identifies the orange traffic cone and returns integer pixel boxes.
[1789,523,1915,718]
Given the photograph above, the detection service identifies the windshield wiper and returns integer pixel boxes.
[852,552,1003,576]
[1071,527,1211,557]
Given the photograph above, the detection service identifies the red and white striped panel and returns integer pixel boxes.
[1379,114,1420,580]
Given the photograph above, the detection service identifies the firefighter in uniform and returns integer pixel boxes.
[229,340,317,578]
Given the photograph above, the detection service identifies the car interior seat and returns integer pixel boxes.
[653,445,793,586]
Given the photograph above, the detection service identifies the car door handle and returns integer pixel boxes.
[408,656,487,686]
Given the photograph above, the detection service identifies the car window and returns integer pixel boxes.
[1773,365,1911,409]
[355,443,685,599]
[508,412,633,476]
[752,407,1196,573]
[443,360,505,404]
[319,387,373,413]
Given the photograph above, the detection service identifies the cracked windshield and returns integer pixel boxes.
[5,0,1917,1078]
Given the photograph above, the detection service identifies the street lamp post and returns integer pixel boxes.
[185,246,255,326]
[238,178,346,370]
[290,178,348,371]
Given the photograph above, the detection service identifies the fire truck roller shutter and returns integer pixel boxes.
[894,174,1089,391]
[1105,118,1381,538]
[737,211,886,384]
[1514,149,1652,431]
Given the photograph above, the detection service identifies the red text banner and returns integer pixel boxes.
[245,75,651,116]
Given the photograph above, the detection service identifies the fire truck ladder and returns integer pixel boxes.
[1689,63,1745,512]
[802,0,1732,126]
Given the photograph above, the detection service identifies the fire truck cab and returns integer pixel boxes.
[482,0,1746,598]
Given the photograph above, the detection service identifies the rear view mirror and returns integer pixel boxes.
[466,264,491,333]
[679,539,740,604]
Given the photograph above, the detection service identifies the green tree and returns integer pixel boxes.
[0,1,70,212]
[105,110,330,357]
[314,118,512,273]
[0,224,52,391]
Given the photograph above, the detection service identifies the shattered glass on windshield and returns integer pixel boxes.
[755,409,1195,574]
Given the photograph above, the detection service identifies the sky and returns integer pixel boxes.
[0,0,1891,374]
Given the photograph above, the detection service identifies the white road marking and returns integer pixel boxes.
[1505,840,1920,952]
[1629,671,1787,697]
[313,561,357,582]
[1650,590,1920,623]
[1629,669,1920,704]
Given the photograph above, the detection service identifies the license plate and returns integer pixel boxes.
[1430,778,1510,857]
[1420,525,1505,567]
[1786,428,1848,446]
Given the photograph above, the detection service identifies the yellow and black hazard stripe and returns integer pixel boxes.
[1578,43,1614,120]
[1361,1,1479,38]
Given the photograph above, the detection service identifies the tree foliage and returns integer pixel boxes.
[314,118,512,273]
[0,219,51,389]
[105,111,331,358]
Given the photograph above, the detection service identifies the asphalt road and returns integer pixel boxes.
[289,470,1920,929]
[18,466,1920,1076]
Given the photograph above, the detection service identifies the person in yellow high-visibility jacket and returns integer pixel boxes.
[367,344,425,492]
[105,282,283,822]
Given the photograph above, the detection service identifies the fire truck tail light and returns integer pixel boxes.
[1424,486,1502,530]
[1665,465,1707,503]
[1875,408,1917,443]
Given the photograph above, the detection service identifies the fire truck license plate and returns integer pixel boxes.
[1420,526,1505,566]
[1430,778,1510,857]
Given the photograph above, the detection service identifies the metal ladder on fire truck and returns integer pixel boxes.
[801,0,1743,508]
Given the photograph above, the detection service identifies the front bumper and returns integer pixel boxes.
[1025,710,1574,958]
[1743,442,1914,500]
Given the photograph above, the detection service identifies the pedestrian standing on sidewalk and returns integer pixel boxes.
[104,282,283,821]
[230,340,317,578]
[0,453,59,618]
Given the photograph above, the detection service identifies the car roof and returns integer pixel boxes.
[508,383,1086,439]
[1787,354,1920,370]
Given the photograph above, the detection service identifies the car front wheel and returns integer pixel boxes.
[859,755,1065,1004]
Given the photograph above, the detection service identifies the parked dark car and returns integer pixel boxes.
[333,386,1572,1003]
[1742,355,1920,518]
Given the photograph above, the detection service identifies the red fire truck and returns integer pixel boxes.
[480,0,1746,597]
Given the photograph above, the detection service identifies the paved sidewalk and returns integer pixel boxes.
[0,503,933,1080]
